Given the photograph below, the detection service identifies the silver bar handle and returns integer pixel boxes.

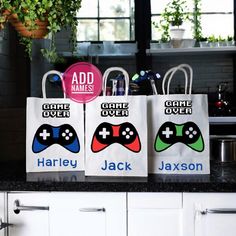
[79,208,106,212]
[200,208,236,215]
[0,218,13,230]
[14,200,49,214]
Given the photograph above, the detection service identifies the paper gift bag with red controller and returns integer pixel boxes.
[85,67,148,177]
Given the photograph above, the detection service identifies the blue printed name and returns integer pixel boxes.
[37,158,78,169]
[158,161,203,171]
[101,160,132,171]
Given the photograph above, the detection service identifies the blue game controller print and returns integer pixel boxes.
[32,124,80,153]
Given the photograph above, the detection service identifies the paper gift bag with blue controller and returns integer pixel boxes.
[148,64,210,174]
[85,67,147,177]
[26,70,84,172]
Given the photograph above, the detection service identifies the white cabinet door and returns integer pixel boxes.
[50,192,126,236]
[8,193,50,236]
[0,193,7,236]
[183,193,236,236]
[128,193,183,236]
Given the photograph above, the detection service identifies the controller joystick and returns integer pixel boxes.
[91,122,141,153]
[32,124,80,153]
[154,121,204,152]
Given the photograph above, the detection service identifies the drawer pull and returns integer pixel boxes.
[14,200,49,214]
[200,208,236,215]
[0,218,13,230]
[79,208,106,212]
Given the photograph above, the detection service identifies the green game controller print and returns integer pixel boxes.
[154,121,204,152]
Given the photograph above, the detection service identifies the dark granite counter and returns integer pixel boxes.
[0,161,236,192]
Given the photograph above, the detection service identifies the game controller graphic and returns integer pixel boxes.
[32,124,80,153]
[154,121,204,152]
[91,122,141,153]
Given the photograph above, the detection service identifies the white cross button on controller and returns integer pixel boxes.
[162,127,173,138]
[39,129,50,140]
[99,128,110,139]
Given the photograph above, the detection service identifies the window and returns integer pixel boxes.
[76,0,135,41]
[151,0,234,40]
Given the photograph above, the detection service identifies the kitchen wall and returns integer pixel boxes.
[0,24,28,161]
[0,26,235,161]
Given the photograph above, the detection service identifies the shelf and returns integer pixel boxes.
[146,47,236,55]
[209,116,236,124]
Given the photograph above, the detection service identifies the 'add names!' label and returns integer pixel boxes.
[63,62,102,103]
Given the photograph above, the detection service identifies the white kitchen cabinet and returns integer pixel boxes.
[128,193,183,236]
[183,193,236,236]
[8,192,50,236]
[50,192,126,236]
[0,192,7,236]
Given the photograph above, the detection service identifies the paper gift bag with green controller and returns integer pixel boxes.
[148,64,210,174]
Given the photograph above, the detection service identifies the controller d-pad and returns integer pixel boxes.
[95,123,113,144]
[158,122,176,144]
[39,129,51,140]
[35,124,53,145]
[99,127,110,139]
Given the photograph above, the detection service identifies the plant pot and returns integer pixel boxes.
[0,10,11,29]
[170,28,185,40]
[8,13,48,39]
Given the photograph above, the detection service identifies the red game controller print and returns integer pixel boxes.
[91,122,141,153]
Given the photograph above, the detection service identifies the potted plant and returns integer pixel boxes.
[161,0,191,40]
[226,36,234,46]
[152,21,172,49]
[0,0,82,62]
[208,35,219,48]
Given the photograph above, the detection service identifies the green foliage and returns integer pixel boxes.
[193,0,203,41]
[208,35,218,43]
[0,0,82,62]
[153,0,191,42]
[162,0,190,27]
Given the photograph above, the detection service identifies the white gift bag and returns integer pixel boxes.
[26,70,84,172]
[148,64,210,174]
[85,67,147,177]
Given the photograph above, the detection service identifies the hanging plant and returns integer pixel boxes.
[0,0,82,62]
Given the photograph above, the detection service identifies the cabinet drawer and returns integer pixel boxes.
[128,193,182,209]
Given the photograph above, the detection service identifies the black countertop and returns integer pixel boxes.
[0,161,236,192]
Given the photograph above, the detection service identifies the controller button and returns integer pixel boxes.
[189,134,193,139]
[39,129,50,140]
[69,132,73,137]
[126,127,130,132]
[62,133,66,137]
[126,135,130,139]
[193,130,197,135]
[162,127,173,138]
[129,131,134,135]
[185,131,190,135]
[122,131,126,136]
[65,129,70,133]
[65,136,70,141]
[99,128,110,139]
[189,127,193,131]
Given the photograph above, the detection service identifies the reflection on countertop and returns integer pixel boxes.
[0,161,236,192]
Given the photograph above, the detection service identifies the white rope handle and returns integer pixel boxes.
[42,70,66,99]
[102,67,129,96]
[162,64,193,95]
